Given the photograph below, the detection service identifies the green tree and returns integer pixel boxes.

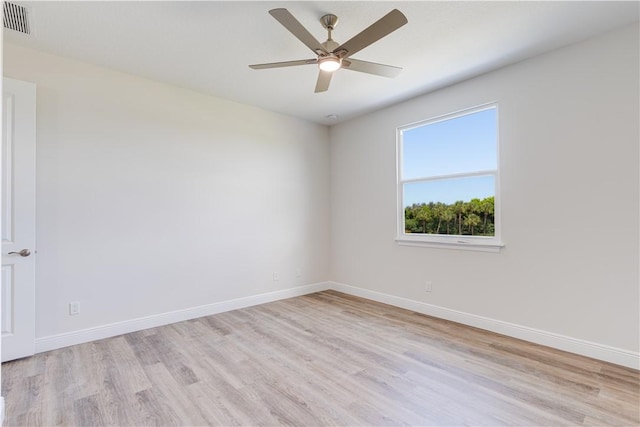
[416,205,432,234]
[463,213,481,235]
[441,207,455,234]
[480,197,494,235]
[468,198,482,216]
[433,203,446,234]
[404,197,494,236]
[452,201,466,235]
[405,218,418,233]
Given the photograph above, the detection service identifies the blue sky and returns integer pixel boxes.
[404,176,494,206]
[401,108,496,206]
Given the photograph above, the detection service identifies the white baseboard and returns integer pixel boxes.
[34,280,639,370]
[328,281,640,370]
[35,282,330,354]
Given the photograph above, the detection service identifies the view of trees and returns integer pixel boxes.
[404,196,494,236]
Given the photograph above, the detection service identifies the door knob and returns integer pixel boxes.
[8,249,31,257]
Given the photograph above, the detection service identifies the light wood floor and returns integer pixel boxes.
[2,290,639,426]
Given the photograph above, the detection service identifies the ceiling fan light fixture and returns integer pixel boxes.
[249,8,408,92]
[318,54,342,72]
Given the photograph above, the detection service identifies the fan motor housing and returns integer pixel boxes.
[322,39,339,52]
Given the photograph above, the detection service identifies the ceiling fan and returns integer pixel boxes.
[249,8,408,93]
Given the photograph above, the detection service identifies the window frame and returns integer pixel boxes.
[395,103,504,252]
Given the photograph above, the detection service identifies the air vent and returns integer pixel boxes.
[3,1,30,35]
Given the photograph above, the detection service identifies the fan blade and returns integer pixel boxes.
[334,9,407,59]
[249,59,316,70]
[269,8,328,55]
[314,70,332,93]
[342,58,402,78]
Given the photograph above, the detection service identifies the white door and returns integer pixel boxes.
[1,77,36,362]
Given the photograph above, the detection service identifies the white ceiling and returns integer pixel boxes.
[4,1,639,125]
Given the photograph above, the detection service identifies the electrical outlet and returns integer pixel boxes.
[69,301,80,315]
[425,281,433,292]
[273,272,279,281]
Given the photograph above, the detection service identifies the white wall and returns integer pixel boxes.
[2,24,638,367]
[330,24,639,355]
[3,43,330,339]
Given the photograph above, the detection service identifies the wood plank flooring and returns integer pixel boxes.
[2,290,639,426]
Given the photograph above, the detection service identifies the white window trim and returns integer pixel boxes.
[396,103,504,252]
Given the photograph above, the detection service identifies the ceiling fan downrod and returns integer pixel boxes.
[320,13,339,39]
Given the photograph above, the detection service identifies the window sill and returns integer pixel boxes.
[395,237,504,253]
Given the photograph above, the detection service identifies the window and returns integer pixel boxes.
[396,104,503,251]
